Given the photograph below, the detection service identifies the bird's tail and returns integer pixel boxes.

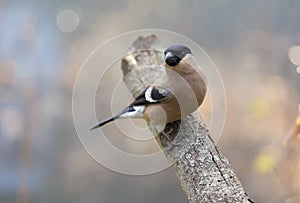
[90,116,116,130]
[90,106,143,130]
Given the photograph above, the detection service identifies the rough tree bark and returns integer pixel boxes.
[121,35,254,203]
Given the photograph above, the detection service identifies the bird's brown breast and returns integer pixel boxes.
[158,55,207,122]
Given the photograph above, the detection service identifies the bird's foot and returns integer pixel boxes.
[161,130,172,142]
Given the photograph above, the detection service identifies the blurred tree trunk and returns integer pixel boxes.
[121,35,254,203]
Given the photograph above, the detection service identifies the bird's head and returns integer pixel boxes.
[164,45,192,67]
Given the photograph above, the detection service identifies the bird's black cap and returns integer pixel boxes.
[164,45,192,66]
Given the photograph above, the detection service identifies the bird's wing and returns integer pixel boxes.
[90,86,171,130]
[130,86,171,106]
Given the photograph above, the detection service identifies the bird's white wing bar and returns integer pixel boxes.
[145,86,170,103]
[130,86,171,106]
[145,86,156,102]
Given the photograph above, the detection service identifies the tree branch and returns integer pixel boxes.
[121,35,254,203]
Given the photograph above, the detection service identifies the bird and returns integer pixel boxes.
[91,45,207,141]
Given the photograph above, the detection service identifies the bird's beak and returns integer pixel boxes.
[165,52,179,67]
[164,52,174,61]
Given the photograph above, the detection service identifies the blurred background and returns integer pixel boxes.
[1,0,300,203]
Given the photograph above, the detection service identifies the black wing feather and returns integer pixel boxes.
[130,86,171,106]
[150,87,169,101]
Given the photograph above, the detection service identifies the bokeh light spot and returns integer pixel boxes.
[288,46,300,66]
[56,9,80,33]
[253,153,276,173]
[252,146,280,174]
[249,98,270,118]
